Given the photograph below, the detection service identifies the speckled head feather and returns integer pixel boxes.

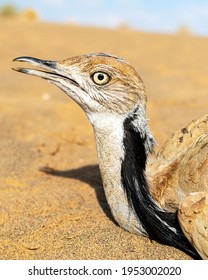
[57,53,147,114]
[13,53,146,115]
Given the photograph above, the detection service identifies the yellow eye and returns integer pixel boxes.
[91,72,110,85]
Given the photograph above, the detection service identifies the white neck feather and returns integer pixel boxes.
[87,111,148,235]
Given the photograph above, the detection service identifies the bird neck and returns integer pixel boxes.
[87,106,155,235]
[88,107,200,259]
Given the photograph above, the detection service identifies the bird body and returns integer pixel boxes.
[148,115,208,211]
[13,53,208,259]
[178,192,208,260]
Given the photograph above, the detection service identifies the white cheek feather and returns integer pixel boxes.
[60,64,89,90]
[58,65,106,113]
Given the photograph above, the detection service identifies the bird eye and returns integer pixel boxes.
[91,72,110,85]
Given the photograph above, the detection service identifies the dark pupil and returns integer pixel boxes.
[97,73,104,80]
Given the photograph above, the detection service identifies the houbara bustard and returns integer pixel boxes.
[13,53,208,259]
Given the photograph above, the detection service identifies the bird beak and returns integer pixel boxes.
[12,56,60,79]
[12,56,79,87]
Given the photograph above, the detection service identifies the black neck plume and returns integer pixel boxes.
[121,115,201,259]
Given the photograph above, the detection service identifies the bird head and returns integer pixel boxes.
[13,53,147,118]
[13,53,155,153]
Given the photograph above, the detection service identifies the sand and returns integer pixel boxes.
[0,19,207,260]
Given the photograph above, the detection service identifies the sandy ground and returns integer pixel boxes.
[0,19,208,260]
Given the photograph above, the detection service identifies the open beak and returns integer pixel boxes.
[12,56,79,86]
[12,56,59,79]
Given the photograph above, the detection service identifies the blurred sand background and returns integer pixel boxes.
[0,12,208,259]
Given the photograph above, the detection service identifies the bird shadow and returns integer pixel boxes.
[40,164,114,223]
